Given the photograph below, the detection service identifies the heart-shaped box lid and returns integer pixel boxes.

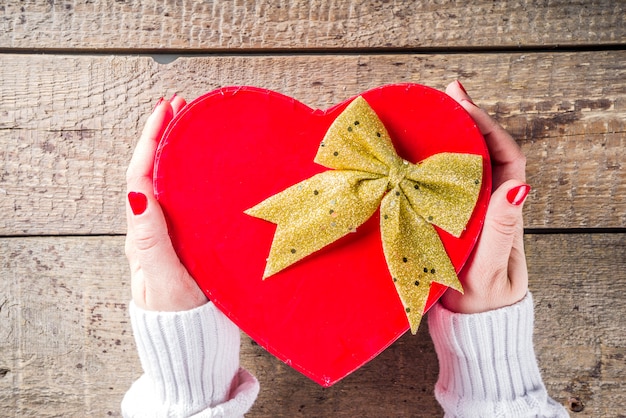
[154,84,491,386]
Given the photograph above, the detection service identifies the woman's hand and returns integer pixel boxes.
[125,96,209,312]
[441,81,530,314]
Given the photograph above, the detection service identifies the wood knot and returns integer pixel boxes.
[568,396,584,413]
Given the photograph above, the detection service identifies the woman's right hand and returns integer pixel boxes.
[441,81,531,314]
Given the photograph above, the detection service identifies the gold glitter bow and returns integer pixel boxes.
[245,96,482,333]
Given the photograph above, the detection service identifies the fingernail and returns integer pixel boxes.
[457,80,468,95]
[457,81,476,106]
[507,184,531,206]
[152,97,164,113]
[128,192,148,215]
[169,93,177,102]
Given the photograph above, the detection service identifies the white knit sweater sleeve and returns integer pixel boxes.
[121,301,259,418]
[427,293,569,418]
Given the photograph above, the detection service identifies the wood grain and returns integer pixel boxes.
[0,51,624,236]
[1,0,623,50]
[527,233,626,417]
[1,233,624,416]
[0,237,135,417]
[2,1,623,417]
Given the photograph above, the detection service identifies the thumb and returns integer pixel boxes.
[127,192,207,310]
[127,192,182,279]
[474,180,530,291]
[479,180,530,263]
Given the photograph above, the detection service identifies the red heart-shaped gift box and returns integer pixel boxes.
[154,84,491,387]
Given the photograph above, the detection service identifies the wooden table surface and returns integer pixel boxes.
[1,1,624,416]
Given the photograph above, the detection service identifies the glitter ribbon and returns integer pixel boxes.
[245,96,483,333]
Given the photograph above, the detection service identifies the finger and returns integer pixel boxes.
[170,94,187,115]
[126,99,174,272]
[463,103,526,187]
[445,81,526,187]
[126,98,175,261]
[127,191,180,276]
[126,99,174,195]
[126,99,174,236]
[471,179,530,288]
[127,191,208,310]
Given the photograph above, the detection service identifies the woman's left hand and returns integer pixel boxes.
[125,96,209,312]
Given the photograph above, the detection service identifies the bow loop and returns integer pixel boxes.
[315,97,397,175]
[402,153,483,238]
[245,96,482,334]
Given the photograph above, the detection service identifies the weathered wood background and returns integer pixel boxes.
[1,1,624,416]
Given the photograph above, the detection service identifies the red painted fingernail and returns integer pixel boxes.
[152,97,164,113]
[457,81,476,105]
[457,80,468,95]
[507,184,531,206]
[128,192,148,215]
[169,93,177,102]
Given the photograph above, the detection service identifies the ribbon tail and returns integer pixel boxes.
[245,170,388,278]
[380,190,463,334]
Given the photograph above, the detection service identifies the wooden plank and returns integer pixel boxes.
[0,0,623,50]
[527,233,626,417]
[0,237,135,417]
[1,52,624,235]
[0,233,624,416]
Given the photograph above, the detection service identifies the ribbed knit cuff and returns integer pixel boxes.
[428,293,568,417]
[128,301,242,415]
